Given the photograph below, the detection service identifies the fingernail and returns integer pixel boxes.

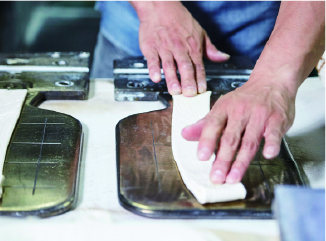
[197,147,211,161]
[183,86,197,97]
[182,125,190,131]
[218,51,230,59]
[152,72,161,82]
[211,170,225,184]
[226,169,240,184]
[264,146,276,159]
[181,125,190,136]
[198,83,206,93]
[171,83,181,95]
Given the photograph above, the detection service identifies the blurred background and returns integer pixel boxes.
[0,1,100,65]
[0,1,319,76]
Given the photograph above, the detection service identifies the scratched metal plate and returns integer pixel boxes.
[0,52,88,217]
[0,105,82,217]
[116,96,306,219]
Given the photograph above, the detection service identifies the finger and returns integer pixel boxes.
[182,118,206,141]
[225,114,265,184]
[210,117,248,184]
[159,51,181,95]
[197,110,227,161]
[263,114,287,159]
[143,48,161,83]
[204,34,230,62]
[174,53,197,97]
[187,36,206,94]
[192,56,206,94]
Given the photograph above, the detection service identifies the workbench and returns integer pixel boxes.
[0,77,324,241]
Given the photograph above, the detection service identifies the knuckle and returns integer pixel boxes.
[277,112,288,123]
[163,61,176,71]
[208,108,224,120]
[199,138,216,149]
[147,56,159,64]
[241,138,259,152]
[234,160,250,170]
[143,39,156,49]
[166,76,178,84]
[165,73,178,81]
[182,79,195,87]
[213,99,228,111]
[269,129,283,139]
[194,63,205,71]
[187,36,202,53]
[171,38,185,50]
[234,104,246,116]
[255,104,269,117]
[148,66,160,73]
[161,38,171,50]
[221,133,239,149]
[191,45,202,55]
[179,61,194,70]
[147,62,160,70]
[270,112,289,132]
[205,116,224,129]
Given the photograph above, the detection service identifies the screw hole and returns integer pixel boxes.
[53,60,67,66]
[231,81,244,88]
[127,81,146,88]
[55,81,74,87]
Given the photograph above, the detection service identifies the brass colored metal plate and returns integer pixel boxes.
[0,52,89,217]
[0,105,82,217]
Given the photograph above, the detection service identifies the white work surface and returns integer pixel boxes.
[0,77,324,241]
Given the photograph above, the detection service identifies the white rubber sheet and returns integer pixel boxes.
[0,77,324,241]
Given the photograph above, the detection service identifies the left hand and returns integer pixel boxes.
[133,1,229,96]
[181,72,296,184]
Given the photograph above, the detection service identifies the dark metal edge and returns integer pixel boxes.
[281,138,308,186]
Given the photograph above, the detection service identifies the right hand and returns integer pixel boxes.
[181,71,296,184]
[132,1,230,96]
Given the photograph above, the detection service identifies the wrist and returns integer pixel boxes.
[247,63,299,100]
[248,45,307,98]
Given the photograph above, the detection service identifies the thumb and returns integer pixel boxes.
[181,118,206,141]
[205,34,230,62]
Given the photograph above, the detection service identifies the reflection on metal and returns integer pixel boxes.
[0,52,89,73]
[113,56,253,76]
[0,52,89,217]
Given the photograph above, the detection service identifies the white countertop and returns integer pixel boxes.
[0,77,324,241]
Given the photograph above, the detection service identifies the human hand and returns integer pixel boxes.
[132,1,230,96]
[181,74,296,184]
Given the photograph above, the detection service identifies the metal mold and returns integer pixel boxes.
[0,52,89,217]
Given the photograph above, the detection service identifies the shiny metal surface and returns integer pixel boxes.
[117,97,306,219]
[114,56,252,102]
[0,52,88,217]
[0,105,82,217]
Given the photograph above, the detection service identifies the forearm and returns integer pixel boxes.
[130,1,184,22]
[252,1,325,96]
